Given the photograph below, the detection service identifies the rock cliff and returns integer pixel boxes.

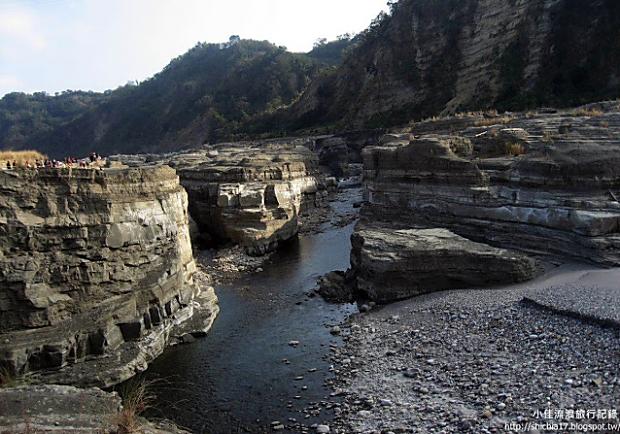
[351,101,620,301]
[0,166,218,386]
[287,0,620,130]
[113,143,330,255]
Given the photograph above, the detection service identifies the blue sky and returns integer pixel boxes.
[0,0,388,97]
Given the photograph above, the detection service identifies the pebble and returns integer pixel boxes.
[316,425,330,433]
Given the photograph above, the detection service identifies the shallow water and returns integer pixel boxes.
[143,194,359,433]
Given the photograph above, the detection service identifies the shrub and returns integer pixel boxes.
[572,107,604,117]
[474,116,513,127]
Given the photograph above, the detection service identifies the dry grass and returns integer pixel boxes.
[474,116,513,127]
[572,107,604,117]
[114,379,155,434]
[0,150,47,165]
[505,142,526,156]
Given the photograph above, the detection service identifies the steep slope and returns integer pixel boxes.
[285,0,620,130]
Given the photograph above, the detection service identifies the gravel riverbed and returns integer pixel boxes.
[325,265,620,434]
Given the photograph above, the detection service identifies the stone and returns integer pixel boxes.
[114,143,329,255]
[350,225,537,302]
[0,385,121,432]
[362,105,620,266]
[316,425,330,433]
[0,166,219,387]
[317,271,354,303]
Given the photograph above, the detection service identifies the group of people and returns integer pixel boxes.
[4,152,105,170]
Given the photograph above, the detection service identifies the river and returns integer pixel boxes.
[142,190,360,433]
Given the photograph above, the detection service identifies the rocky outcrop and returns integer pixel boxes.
[0,384,190,433]
[349,102,620,301]
[351,226,537,302]
[363,102,620,266]
[287,0,620,130]
[0,166,218,387]
[0,385,122,433]
[114,143,330,255]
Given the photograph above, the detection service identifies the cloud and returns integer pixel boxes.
[0,8,46,50]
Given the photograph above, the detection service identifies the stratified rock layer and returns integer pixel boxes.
[351,226,537,302]
[113,143,330,255]
[176,144,329,254]
[0,385,121,433]
[0,167,218,386]
[0,384,190,433]
[288,0,620,130]
[363,102,620,266]
[349,102,620,302]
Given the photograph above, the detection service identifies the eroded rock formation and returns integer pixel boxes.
[0,384,189,433]
[113,143,331,255]
[0,166,218,386]
[351,102,620,301]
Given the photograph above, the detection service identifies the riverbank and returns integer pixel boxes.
[142,188,362,433]
[327,265,620,433]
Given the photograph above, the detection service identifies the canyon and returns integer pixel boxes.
[1,101,619,433]
[0,0,619,431]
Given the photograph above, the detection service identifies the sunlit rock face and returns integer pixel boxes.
[0,166,218,386]
[169,143,329,255]
[351,102,620,301]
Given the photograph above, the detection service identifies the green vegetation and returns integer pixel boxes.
[0,91,106,152]
[1,0,619,156]
[0,37,351,157]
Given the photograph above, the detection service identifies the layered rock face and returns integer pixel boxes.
[176,144,329,254]
[288,0,620,130]
[115,143,331,255]
[352,102,620,301]
[0,167,218,386]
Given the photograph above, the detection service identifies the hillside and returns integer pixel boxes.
[0,38,352,157]
[1,0,620,156]
[282,0,620,130]
[0,91,107,151]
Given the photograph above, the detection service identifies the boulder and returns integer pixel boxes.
[350,225,538,302]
